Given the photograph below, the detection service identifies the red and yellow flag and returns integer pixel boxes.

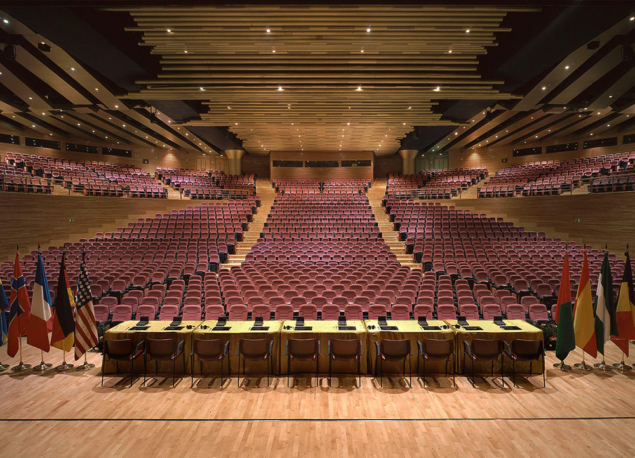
[611,253,635,356]
[573,251,597,358]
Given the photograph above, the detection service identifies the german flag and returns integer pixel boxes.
[611,252,635,356]
[50,254,75,352]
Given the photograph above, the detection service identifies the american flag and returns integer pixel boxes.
[74,254,98,360]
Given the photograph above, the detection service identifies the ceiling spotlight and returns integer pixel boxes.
[361,49,364,53]
[542,86,546,90]
[272,49,276,53]
[356,86,362,91]
[631,17,634,21]
[565,65,569,70]
[184,50,188,53]
[347,122,350,125]
[278,86,283,91]
[3,19,8,24]
[200,87,205,91]
[70,67,75,71]
[466,29,470,33]
[448,50,452,54]
[366,27,371,32]
[434,86,440,92]
[266,28,271,33]
[408,106,412,109]
[167,29,172,33]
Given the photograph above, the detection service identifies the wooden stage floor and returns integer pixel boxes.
[1,340,635,457]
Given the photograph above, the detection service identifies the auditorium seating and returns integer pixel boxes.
[478,152,635,198]
[3,153,167,198]
[384,168,487,200]
[157,167,256,199]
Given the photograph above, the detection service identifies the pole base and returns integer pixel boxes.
[0,363,9,372]
[552,362,572,370]
[32,362,53,372]
[574,361,593,371]
[76,362,95,371]
[593,362,613,371]
[55,362,74,372]
[613,362,632,371]
[11,361,32,371]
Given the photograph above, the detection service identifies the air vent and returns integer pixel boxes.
[512,146,542,157]
[623,134,635,145]
[25,137,60,150]
[102,147,131,157]
[66,143,98,154]
[305,160,338,167]
[0,133,19,145]
[272,160,303,167]
[546,142,578,154]
[342,160,371,167]
[583,137,617,149]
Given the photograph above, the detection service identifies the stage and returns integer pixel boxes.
[1,340,635,457]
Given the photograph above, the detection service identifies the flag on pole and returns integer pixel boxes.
[26,252,52,352]
[7,251,31,358]
[0,279,9,347]
[50,254,75,352]
[74,252,98,360]
[555,252,575,362]
[611,252,635,356]
[594,251,617,355]
[573,250,597,358]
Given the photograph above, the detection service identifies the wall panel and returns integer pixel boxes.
[270,151,373,180]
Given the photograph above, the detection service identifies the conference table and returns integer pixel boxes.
[279,320,367,376]
[103,320,202,374]
[447,319,544,374]
[192,320,283,375]
[365,320,455,376]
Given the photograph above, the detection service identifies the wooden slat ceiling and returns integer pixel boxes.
[112,5,537,155]
[0,10,217,156]
[429,16,635,155]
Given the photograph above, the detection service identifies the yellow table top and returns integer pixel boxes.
[106,320,203,335]
[365,319,452,334]
[281,320,365,333]
[192,320,283,335]
[445,319,542,335]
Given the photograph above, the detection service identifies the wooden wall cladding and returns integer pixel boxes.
[445,193,635,252]
[0,194,202,262]
[242,153,271,180]
[270,151,373,180]
[449,133,635,174]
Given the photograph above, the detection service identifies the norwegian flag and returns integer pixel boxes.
[74,253,98,360]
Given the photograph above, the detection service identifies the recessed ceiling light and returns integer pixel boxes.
[266,28,271,33]
[115,105,119,108]
[542,86,546,90]
[565,65,569,70]
[408,106,412,109]
[367,27,371,32]
[184,50,188,53]
[167,29,172,33]
[278,86,283,91]
[71,67,75,71]
[631,17,634,21]
[31,124,35,128]
[356,86,362,91]
[434,86,440,92]
[29,97,32,100]
[200,87,205,91]
[3,19,9,24]
[466,29,470,33]
[272,49,275,53]
[607,124,610,127]
[448,50,452,54]
[609,95,612,98]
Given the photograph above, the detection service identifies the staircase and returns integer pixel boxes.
[368,179,421,270]
[222,178,277,269]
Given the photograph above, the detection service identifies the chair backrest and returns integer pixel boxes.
[226,296,244,307]
[413,304,433,320]
[94,304,110,322]
[436,304,456,320]
[482,304,502,320]
[239,338,269,358]
[311,296,328,309]
[100,296,118,311]
[528,304,549,321]
[368,304,387,319]
[105,338,134,359]
[288,338,319,359]
[192,338,224,359]
[332,296,348,307]
[321,304,340,320]
[422,338,453,359]
[204,304,225,320]
[158,305,179,321]
[380,339,411,359]
[472,339,503,359]
[275,304,294,320]
[459,304,479,320]
[136,304,156,320]
[390,304,410,320]
[112,305,132,321]
[330,339,361,359]
[299,304,318,320]
[511,339,543,358]
[228,304,248,321]
[146,338,175,358]
[182,305,202,320]
[252,304,271,319]
[344,304,363,320]
[506,304,525,320]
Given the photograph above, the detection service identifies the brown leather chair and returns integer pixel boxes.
[143,338,186,387]
[374,339,412,388]
[286,338,321,387]
[463,339,505,388]
[101,339,145,387]
[504,339,545,387]
[417,339,455,387]
[328,339,363,387]
[236,338,274,387]
[190,338,230,388]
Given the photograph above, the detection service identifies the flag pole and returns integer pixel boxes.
[593,244,613,371]
[613,351,632,371]
[32,350,52,372]
[11,245,31,371]
[574,350,592,371]
[76,353,95,371]
[54,251,74,372]
[553,244,572,370]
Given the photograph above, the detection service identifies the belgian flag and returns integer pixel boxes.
[50,254,75,352]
